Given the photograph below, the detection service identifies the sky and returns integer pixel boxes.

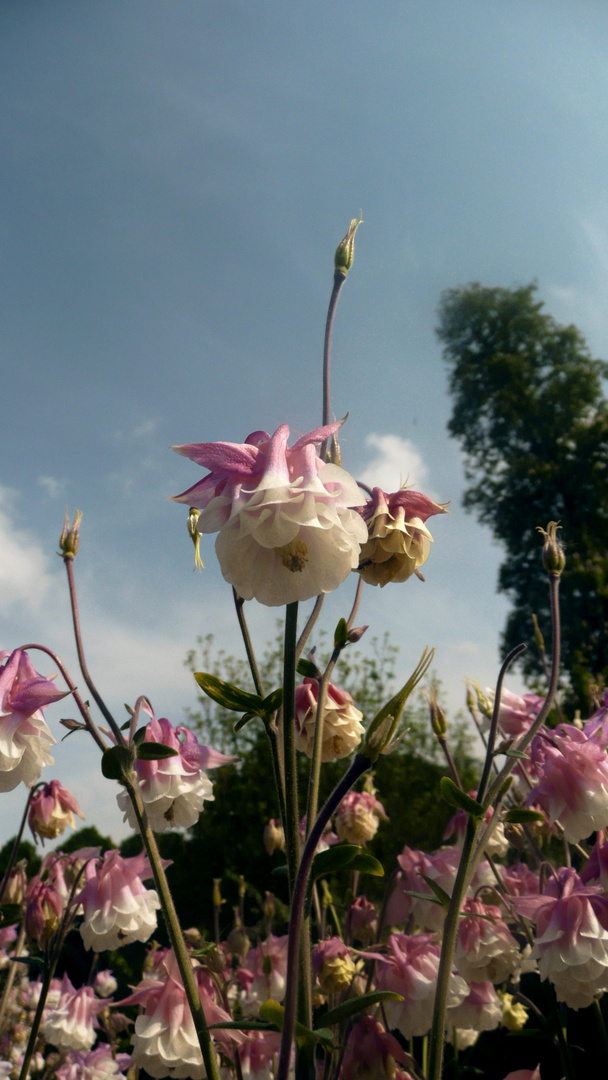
[2,0,608,848]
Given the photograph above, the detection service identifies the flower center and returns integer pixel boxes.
[275,538,309,573]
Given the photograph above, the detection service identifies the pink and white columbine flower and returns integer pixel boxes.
[341,1016,409,1080]
[28,779,84,843]
[527,723,608,842]
[25,876,64,948]
[172,422,368,606]
[120,948,243,1079]
[483,687,544,739]
[454,898,520,984]
[356,487,447,587]
[117,703,236,832]
[515,866,608,1009]
[0,649,64,791]
[312,936,357,994]
[76,849,161,952]
[56,1046,131,1080]
[373,933,468,1038]
[386,845,460,932]
[42,975,105,1052]
[447,981,503,1035]
[294,677,364,761]
[238,934,289,1015]
[335,789,387,846]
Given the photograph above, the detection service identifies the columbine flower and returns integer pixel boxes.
[25,877,64,948]
[172,422,368,606]
[484,687,544,739]
[117,704,236,832]
[373,932,468,1038]
[312,937,356,994]
[56,1047,131,1080]
[294,677,364,761]
[345,896,378,946]
[120,948,243,1079]
[42,975,105,1052]
[238,934,289,1016]
[341,1016,409,1080]
[28,780,84,843]
[447,980,502,1034]
[356,487,447,587]
[0,649,63,791]
[335,789,387,846]
[515,866,608,1009]
[453,898,519,985]
[76,850,161,952]
[386,845,460,932]
[527,723,608,842]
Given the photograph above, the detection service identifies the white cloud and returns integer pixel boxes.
[37,475,66,499]
[358,433,435,495]
[0,486,56,613]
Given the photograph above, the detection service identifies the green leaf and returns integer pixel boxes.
[347,852,384,877]
[193,672,264,714]
[419,874,452,906]
[233,712,258,732]
[311,845,363,879]
[504,808,546,824]
[440,777,484,819]
[334,617,349,648]
[101,744,134,781]
[258,1001,334,1047]
[262,688,283,713]
[504,748,531,760]
[209,1021,277,1032]
[13,955,45,970]
[136,743,179,761]
[133,725,148,745]
[297,658,319,679]
[321,991,404,1029]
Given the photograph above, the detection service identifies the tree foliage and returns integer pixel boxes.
[437,282,608,706]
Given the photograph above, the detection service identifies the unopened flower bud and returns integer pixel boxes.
[334,212,363,276]
[226,909,250,961]
[537,520,565,575]
[183,927,204,948]
[503,822,526,851]
[347,624,368,644]
[473,681,493,720]
[203,944,227,974]
[531,612,545,652]
[361,646,434,761]
[263,892,276,921]
[212,878,222,908]
[58,509,82,559]
[187,507,204,570]
[465,681,476,713]
[3,860,27,905]
[426,686,447,737]
[264,819,285,855]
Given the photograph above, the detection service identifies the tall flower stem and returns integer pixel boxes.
[282,601,300,898]
[122,775,221,1080]
[428,573,561,1080]
[232,589,264,697]
[63,558,125,745]
[276,753,372,1080]
[0,784,40,906]
[322,270,347,434]
[305,647,339,840]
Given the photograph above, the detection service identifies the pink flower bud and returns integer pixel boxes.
[25,877,64,948]
[28,780,84,844]
[294,678,364,762]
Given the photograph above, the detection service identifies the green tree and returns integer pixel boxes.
[436,282,608,707]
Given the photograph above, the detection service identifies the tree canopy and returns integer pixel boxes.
[437,282,608,707]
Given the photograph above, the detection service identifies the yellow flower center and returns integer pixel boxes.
[275,538,309,572]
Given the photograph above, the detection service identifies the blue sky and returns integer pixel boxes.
[2,1,608,846]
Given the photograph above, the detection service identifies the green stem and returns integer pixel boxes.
[282,602,300,898]
[123,776,221,1080]
[305,648,339,839]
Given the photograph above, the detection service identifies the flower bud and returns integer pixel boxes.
[426,685,447,737]
[361,646,434,761]
[537,520,565,575]
[58,509,82,559]
[226,909,250,961]
[264,819,285,855]
[334,213,363,276]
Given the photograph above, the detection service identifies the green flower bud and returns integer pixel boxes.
[334,212,363,276]
[537,520,565,575]
[58,509,82,559]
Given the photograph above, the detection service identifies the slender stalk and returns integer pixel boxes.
[593,997,608,1066]
[476,642,527,804]
[0,922,26,1030]
[123,775,221,1080]
[276,753,372,1080]
[232,588,264,698]
[282,602,300,897]
[322,271,347,434]
[62,558,125,744]
[305,647,339,840]
[0,784,40,906]
[296,594,325,663]
[17,643,107,753]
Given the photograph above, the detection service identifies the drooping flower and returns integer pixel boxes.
[341,1016,409,1080]
[0,649,64,791]
[294,677,364,762]
[238,934,289,1016]
[356,487,447,587]
[28,779,84,843]
[172,422,368,606]
[42,975,105,1052]
[119,948,244,1079]
[56,1046,131,1080]
[312,936,357,995]
[116,704,236,833]
[385,845,460,932]
[335,789,387,845]
[76,849,161,952]
[453,898,520,984]
[373,932,468,1038]
[447,980,502,1035]
[345,895,378,945]
[527,723,608,842]
[25,876,64,948]
[484,687,544,739]
[515,866,608,1009]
